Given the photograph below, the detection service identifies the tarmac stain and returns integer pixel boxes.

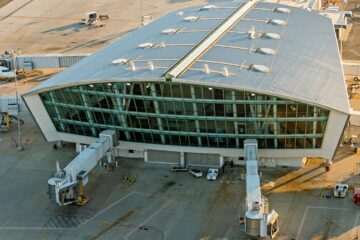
[91,209,136,240]
[163,181,176,190]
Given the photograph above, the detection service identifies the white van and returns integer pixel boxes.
[0,66,16,80]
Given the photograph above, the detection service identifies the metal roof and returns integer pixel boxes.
[25,0,350,114]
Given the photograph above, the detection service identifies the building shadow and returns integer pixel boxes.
[42,22,89,33]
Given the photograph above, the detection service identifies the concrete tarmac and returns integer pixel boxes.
[0,111,359,239]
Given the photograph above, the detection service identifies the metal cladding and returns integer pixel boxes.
[24,0,349,114]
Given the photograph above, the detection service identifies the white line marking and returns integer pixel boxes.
[88,191,136,221]
[0,191,138,230]
[307,206,354,211]
[296,206,357,240]
[296,206,309,240]
[0,227,50,230]
[123,200,173,240]
[352,211,360,238]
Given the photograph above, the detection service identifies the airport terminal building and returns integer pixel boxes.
[23,0,350,167]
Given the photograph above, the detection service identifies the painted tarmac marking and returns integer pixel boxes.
[352,211,360,238]
[0,191,168,230]
[296,206,309,240]
[123,200,172,240]
[296,206,356,240]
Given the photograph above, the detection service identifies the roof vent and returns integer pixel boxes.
[129,61,136,71]
[138,42,155,49]
[263,32,281,40]
[257,48,276,55]
[248,26,256,39]
[184,16,200,22]
[249,64,270,73]
[138,42,166,49]
[267,19,286,25]
[148,61,154,71]
[162,28,179,35]
[274,7,290,13]
[177,11,184,16]
[223,67,229,77]
[201,5,216,11]
[112,58,130,64]
[203,64,210,74]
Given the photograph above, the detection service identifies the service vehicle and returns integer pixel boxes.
[0,66,16,80]
[353,187,360,205]
[333,183,348,198]
[207,168,219,180]
[189,169,202,178]
[80,12,110,26]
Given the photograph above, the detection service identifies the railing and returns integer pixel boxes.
[343,62,360,76]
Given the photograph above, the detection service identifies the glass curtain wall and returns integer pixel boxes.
[39,82,329,149]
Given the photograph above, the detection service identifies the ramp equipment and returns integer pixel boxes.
[48,130,117,206]
[242,139,279,239]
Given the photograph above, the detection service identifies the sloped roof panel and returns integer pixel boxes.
[25,0,349,114]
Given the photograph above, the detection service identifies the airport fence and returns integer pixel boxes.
[0,96,26,115]
[15,54,90,70]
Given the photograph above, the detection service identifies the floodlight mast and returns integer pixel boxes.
[10,49,23,151]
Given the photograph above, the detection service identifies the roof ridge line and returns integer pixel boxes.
[163,0,258,80]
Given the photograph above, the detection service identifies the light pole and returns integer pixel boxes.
[140,0,143,26]
[11,49,23,151]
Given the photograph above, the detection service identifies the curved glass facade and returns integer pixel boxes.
[39,82,329,149]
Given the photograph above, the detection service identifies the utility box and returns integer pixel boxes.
[23,61,33,72]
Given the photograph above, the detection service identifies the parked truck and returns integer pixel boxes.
[354,187,360,205]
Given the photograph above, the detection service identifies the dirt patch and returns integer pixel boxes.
[0,0,12,9]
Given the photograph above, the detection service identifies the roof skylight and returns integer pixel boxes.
[262,32,281,40]
[249,64,270,73]
[267,19,286,25]
[274,7,291,13]
[201,5,216,11]
[162,28,179,35]
[111,58,131,64]
[257,48,276,55]
[138,42,155,49]
[184,16,200,22]
[138,42,166,49]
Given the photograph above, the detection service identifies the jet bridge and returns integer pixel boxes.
[47,130,117,206]
[243,139,279,239]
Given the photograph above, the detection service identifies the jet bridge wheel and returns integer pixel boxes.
[76,195,88,206]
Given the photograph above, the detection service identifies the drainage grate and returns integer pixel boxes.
[125,225,164,240]
[43,214,90,228]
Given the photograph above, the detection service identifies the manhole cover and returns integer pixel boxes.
[43,214,90,228]
[125,225,164,240]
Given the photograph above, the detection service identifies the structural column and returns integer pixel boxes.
[150,83,165,144]
[313,107,317,148]
[79,86,97,136]
[113,84,131,141]
[191,85,202,146]
[273,97,278,148]
[49,91,66,132]
[231,90,239,148]
[144,150,148,162]
[247,93,257,133]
